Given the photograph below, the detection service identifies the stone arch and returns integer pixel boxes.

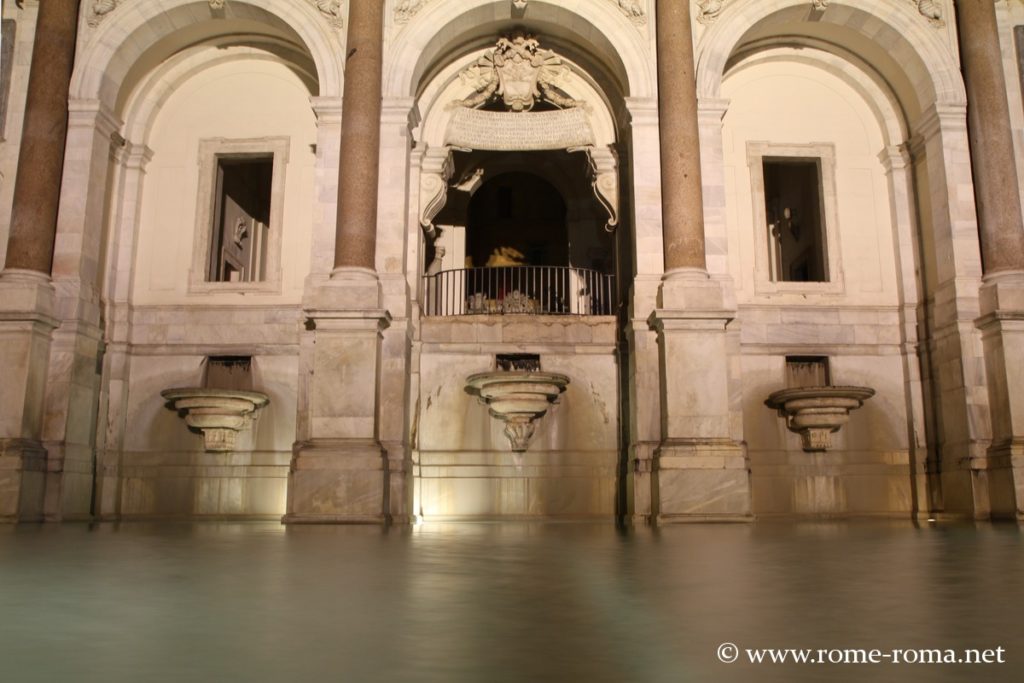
[383,0,655,101]
[121,37,317,147]
[70,0,343,111]
[724,38,907,147]
[695,0,966,125]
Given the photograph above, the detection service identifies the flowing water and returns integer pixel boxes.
[0,521,1021,682]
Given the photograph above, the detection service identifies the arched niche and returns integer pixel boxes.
[696,0,966,121]
[71,0,342,112]
[416,34,622,245]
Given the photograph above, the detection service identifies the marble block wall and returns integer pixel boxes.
[111,353,296,519]
[742,349,914,516]
[414,317,620,519]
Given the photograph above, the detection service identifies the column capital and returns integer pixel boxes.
[878,144,912,173]
[311,96,343,124]
[697,97,731,119]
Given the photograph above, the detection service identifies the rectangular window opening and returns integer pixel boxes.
[763,158,828,283]
[204,355,254,391]
[207,156,273,283]
[785,356,830,388]
[496,354,541,372]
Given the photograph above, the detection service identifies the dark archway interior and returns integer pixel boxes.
[431,150,614,273]
[467,172,568,268]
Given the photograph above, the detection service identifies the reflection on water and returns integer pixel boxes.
[0,522,1022,682]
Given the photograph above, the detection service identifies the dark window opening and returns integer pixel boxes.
[497,354,541,372]
[204,356,253,391]
[208,156,273,282]
[763,158,828,282]
[786,356,830,388]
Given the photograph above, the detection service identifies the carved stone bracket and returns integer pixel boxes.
[466,371,570,452]
[582,146,619,232]
[765,386,875,452]
[419,147,454,239]
[162,388,270,452]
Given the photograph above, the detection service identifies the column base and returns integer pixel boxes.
[981,440,1024,519]
[0,439,47,522]
[655,440,752,522]
[284,440,390,523]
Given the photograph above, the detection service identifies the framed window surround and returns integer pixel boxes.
[746,141,845,296]
[189,136,290,294]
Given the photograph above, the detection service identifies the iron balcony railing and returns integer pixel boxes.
[422,266,615,317]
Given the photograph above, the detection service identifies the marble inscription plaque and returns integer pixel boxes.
[446,107,595,151]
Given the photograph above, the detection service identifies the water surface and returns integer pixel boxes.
[1,521,1021,682]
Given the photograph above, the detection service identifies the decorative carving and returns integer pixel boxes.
[466,371,570,452]
[446,108,595,151]
[419,147,454,238]
[395,0,429,24]
[457,33,577,112]
[585,147,620,232]
[308,0,344,29]
[512,0,528,9]
[87,0,119,27]
[209,0,226,9]
[912,0,945,27]
[811,0,829,10]
[503,420,537,452]
[233,217,249,248]
[696,0,726,25]
[614,0,647,25]
[765,386,875,452]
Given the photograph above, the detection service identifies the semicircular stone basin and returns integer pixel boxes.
[161,388,270,452]
[765,386,875,452]
[466,372,570,452]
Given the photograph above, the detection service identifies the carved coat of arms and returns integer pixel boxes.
[459,34,576,111]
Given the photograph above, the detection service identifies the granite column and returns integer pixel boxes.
[649,0,749,521]
[957,0,1024,518]
[0,0,80,521]
[287,0,392,523]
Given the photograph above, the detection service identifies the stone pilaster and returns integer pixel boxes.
[287,0,391,523]
[286,309,391,523]
[879,146,936,516]
[623,97,663,523]
[956,0,1024,518]
[43,100,120,521]
[94,141,153,520]
[649,1,749,521]
[650,276,750,522]
[912,105,990,519]
[0,0,80,522]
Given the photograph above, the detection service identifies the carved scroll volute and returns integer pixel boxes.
[419,148,455,239]
[587,147,619,232]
